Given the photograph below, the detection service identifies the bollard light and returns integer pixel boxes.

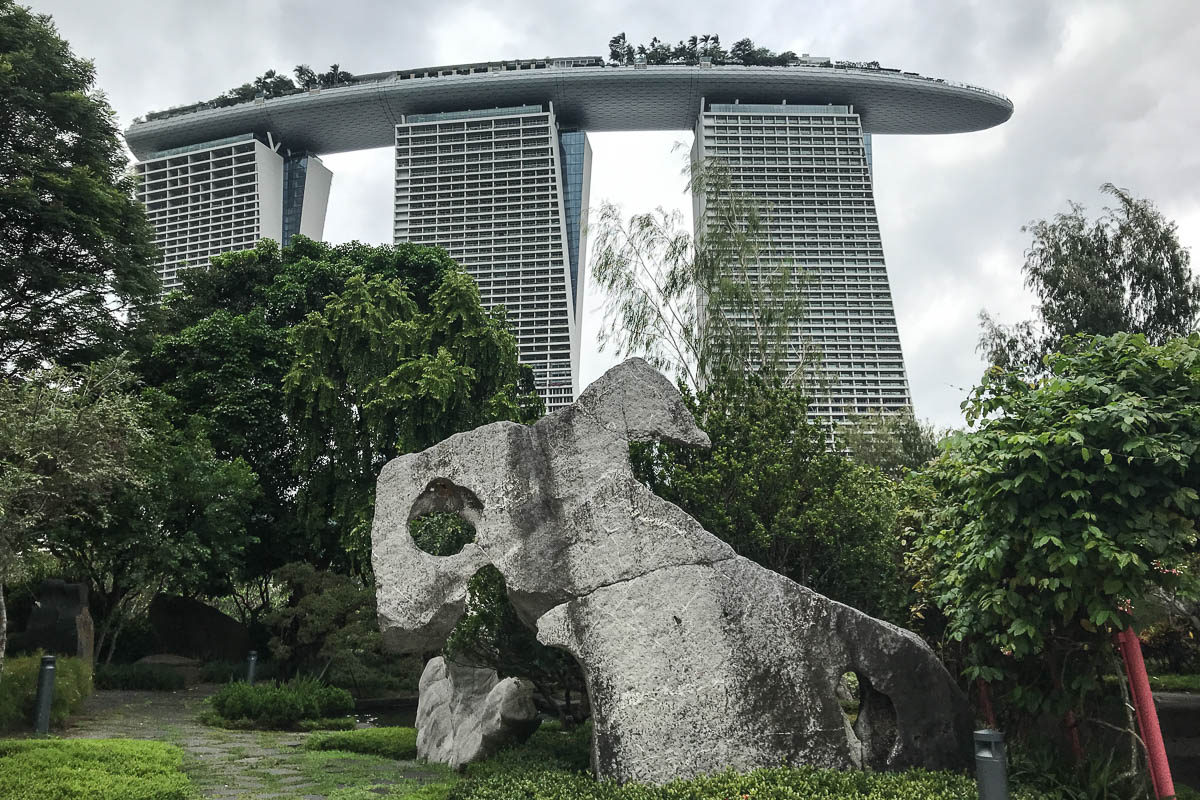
[974,729,1009,800]
[33,655,56,734]
[246,650,258,686]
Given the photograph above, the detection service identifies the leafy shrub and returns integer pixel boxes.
[306,726,418,759]
[0,739,190,800]
[94,663,186,691]
[437,724,1063,800]
[265,562,419,697]
[1140,621,1200,674]
[465,722,591,779]
[0,652,92,731]
[207,677,353,729]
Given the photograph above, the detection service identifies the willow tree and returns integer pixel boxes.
[285,268,540,574]
[590,159,820,393]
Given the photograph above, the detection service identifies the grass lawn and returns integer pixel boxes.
[1149,673,1200,693]
[0,738,190,800]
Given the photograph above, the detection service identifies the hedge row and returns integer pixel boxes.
[306,725,418,759]
[94,663,185,691]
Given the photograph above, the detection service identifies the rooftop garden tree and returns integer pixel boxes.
[0,0,158,375]
[606,32,799,66]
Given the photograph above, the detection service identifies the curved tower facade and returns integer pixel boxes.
[693,101,908,420]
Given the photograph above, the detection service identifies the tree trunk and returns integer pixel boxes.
[104,600,132,666]
[0,581,7,680]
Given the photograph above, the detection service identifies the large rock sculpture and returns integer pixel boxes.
[373,358,970,784]
[416,656,540,768]
[148,593,249,662]
[20,579,94,663]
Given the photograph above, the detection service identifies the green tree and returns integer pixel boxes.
[916,333,1200,727]
[632,375,907,620]
[0,1,158,374]
[838,407,943,479]
[286,268,537,574]
[47,400,258,664]
[0,360,147,676]
[136,237,523,584]
[980,184,1200,376]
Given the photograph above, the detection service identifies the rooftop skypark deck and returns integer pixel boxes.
[124,58,1013,159]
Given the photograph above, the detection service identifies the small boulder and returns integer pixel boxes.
[415,656,540,768]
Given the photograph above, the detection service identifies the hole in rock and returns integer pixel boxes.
[837,670,864,766]
[853,672,899,769]
[408,478,482,556]
[837,670,861,723]
[446,565,594,752]
[410,511,476,556]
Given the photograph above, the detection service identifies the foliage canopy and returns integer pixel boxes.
[0,0,157,374]
[140,237,540,578]
[917,333,1200,715]
[980,184,1200,376]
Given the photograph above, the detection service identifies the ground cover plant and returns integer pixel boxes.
[0,739,190,800]
[306,724,1060,800]
[0,652,91,731]
[94,662,186,691]
[306,725,419,759]
[1147,673,1200,693]
[206,676,354,730]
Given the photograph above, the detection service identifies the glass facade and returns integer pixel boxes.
[559,131,587,310]
[282,154,309,246]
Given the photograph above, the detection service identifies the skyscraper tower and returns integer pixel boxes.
[693,101,908,425]
[393,104,590,411]
[134,133,330,294]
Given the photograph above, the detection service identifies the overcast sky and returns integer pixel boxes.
[28,0,1200,429]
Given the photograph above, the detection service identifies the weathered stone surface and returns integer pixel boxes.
[374,358,970,782]
[20,579,93,662]
[415,656,540,769]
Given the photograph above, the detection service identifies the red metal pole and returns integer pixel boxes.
[1116,626,1176,800]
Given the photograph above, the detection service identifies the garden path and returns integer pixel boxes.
[63,685,438,799]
